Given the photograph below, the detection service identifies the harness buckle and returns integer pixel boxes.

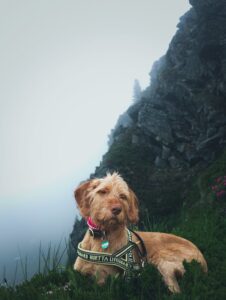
[89,228,94,237]
[88,228,105,238]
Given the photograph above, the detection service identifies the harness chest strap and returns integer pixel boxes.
[77,229,144,273]
[77,241,137,271]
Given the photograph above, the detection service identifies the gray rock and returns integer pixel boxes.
[154,156,167,168]
[132,135,139,145]
[162,146,171,159]
[116,112,133,128]
[196,133,223,151]
[168,156,181,169]
[177,143,186,153]
[184,146,198,162]
[207,127,217,137]
[139,105,174,144]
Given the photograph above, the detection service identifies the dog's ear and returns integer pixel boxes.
[127,188,139,224]
[74,179,100,218]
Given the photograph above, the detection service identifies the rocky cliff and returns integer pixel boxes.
[71,0,226,240]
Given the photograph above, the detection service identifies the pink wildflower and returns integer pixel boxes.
[216,177,223,183]
[216,190,226,198]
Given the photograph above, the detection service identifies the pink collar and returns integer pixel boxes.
[87,217,100,230]
[87,217,104,238]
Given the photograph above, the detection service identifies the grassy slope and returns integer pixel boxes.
[1,151,226,299]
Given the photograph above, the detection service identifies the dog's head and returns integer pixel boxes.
[74,172,139,231]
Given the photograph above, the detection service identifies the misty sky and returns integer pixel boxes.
[0,0,191,282]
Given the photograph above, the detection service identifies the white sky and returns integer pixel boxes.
[0,0,191,280]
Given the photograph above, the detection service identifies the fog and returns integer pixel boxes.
[0,0,190,284]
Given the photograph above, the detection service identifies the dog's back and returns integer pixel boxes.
[136,231,207,292]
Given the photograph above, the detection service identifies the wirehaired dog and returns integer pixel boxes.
[73,172,207,293]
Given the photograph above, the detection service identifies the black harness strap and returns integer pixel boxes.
[129,229,147,259]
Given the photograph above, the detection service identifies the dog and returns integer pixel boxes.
[73,172,207,293]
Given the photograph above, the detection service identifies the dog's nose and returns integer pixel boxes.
[112,206,122,215]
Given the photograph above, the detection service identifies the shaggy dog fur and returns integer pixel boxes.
[74,172,207,293]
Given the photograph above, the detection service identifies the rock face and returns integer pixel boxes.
[72,0,226,229]
[139,0,226,170]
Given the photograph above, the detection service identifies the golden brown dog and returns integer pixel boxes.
[74,172,207,293]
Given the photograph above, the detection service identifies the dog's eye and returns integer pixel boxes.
[119,194,127,200]
[98,189,108,195]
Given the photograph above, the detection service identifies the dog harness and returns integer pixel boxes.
[77,229,147,279]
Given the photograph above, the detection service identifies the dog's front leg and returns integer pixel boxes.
[95,272,107,285]
[74,258,110,285]
[74,258,96,277]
